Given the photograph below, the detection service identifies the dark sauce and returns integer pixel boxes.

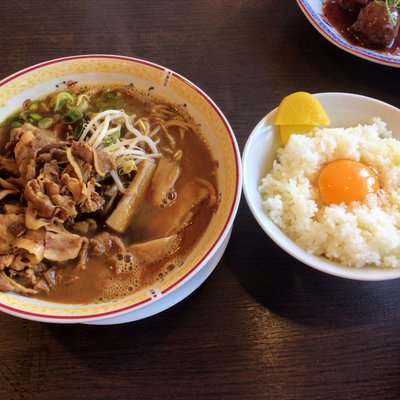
[323,0,400,55]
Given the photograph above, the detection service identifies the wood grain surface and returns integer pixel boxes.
[1,1,400,399]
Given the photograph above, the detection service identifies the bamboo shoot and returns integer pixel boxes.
[106,160,156,233]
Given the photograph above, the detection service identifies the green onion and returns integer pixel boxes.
[102,137,113,147]
[0,117,15,128]
[29,113,42,121]
[73,99,89,113]
[10,120,22,128]
[73,120,85,139]
[54,92,75,112]
[28,101,39,111]
[61,110,82,124]
[96,90,120,110]
[38,117,53,129]
[386,0,400,25]
[102,130,120,147]
[19,110,31,121]
[103,90,118,100]
[74,94,90,112]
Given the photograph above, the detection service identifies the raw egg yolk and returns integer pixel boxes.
[318,159,380,205]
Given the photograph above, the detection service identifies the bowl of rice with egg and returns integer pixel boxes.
[243,93,400,280]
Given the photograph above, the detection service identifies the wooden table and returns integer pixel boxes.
[1,1,400,399]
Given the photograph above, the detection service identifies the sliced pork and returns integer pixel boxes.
[0,122,115,294]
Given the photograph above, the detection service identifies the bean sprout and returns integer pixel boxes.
[79,110,160,192]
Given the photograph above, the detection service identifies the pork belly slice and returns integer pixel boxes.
[0,271,38,294]
[44,225,88,263]
[12,123,69,180]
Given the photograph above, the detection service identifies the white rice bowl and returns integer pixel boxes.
[258,118,400,269]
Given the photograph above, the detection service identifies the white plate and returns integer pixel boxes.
[296,0,400,67]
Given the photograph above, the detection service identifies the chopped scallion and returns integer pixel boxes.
[28,101,39,111]
[29,113,42,121]
[73,119,86,139]
[38,117,53,129]
[54,91,75,112]
[19,110,31,121]
[10,120,23,128]
[61,110,83,124]
[73,99,89,113]
[102,130,121,147]
[0,116,19,128]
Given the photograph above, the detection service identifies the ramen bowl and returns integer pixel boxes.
[0,55,241,323]
[243,93,400,281]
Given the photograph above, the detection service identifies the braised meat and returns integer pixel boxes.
[324,0,400,51]
[339,0,371,13]
[350,2,400,48]
[0,123,115,294]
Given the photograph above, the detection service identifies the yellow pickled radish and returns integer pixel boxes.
[274,92,330,125]
[279,125,315,145]
[274,92,330,144]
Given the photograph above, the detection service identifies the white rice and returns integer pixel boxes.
[258,119,400,268]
